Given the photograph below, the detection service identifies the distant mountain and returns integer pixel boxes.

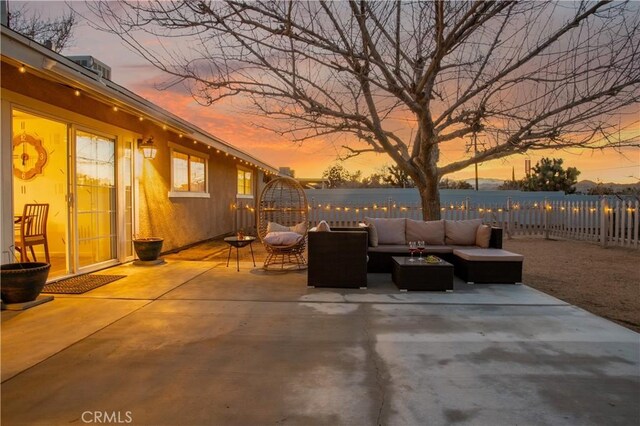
[457,178,640,192]
[462,178,504,190]
[574,180,640,193]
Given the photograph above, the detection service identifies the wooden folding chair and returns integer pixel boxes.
[15,203,50,263]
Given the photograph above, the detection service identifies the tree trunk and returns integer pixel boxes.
[416,173,441,220]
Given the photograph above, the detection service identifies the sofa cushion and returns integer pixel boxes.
[359,222,379,247]
[367,244,409,254]
[365,217,406,245]
[453,248,524,262]
[264,231,303,246]
[406,219,445,245]
[475,225,492,248]
[445,219,483,245]
[368,245,454,254]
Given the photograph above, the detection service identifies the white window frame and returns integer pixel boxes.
[236,167,254,199]
[168,142,210,198]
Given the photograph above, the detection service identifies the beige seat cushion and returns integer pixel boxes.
[368,245,454,254]
[445,219,483,245]
[453,248,524,262]
[365,217,406,245]
[406,219,445,245]
[367,245,410,254]
[475,224,492,248]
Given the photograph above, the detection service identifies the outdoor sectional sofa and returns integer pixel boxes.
[307,218,523,288]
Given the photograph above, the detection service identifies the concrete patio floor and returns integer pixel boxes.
[2,260,639,425]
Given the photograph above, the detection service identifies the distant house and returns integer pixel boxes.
[1,26,278,280]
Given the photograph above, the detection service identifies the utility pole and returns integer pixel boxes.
[1,0,8,27]
[473,132,479,191]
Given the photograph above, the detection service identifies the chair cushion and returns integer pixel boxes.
[475,225,492,248]
[406,219,445,245]
[445,219,483,245]
[365,217,406,245]
[263,231,303,246]
[453,248,524,262]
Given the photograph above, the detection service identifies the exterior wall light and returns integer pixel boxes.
[138,137,158,159]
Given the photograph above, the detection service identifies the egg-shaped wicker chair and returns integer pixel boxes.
[258,176,309,270]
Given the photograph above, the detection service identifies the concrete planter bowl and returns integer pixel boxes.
[133,238,164,261]
[1,262,51,304]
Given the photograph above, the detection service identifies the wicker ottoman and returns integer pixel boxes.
[391,256,454,291]
[452,249,523,284]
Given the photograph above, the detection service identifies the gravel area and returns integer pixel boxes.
[504,236,640,333]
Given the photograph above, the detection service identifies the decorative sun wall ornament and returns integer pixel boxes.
[12,133,48,180]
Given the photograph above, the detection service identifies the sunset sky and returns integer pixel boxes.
[18,1,640,184]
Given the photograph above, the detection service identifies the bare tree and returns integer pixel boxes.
[7,3,76,52]
[88,0,640,219]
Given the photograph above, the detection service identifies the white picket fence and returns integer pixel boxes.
[235,198,639,248]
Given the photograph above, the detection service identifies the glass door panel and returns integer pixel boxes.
[11,110,69,279]
[75,130,117,268]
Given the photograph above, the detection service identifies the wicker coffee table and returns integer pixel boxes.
[391,256,454,292]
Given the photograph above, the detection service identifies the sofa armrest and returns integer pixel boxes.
[489,227,503,249]
[308,230,368,288]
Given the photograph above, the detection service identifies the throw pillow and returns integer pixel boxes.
[291,221,308,235]
[475,224,492,248]
[267,221,307,235]
[444,219,483,245]
[365,217,406,245]
[316,220,331,232]
[359,222,378,247]
[406,219,445,245]
[267,221,290,233]
[263,231,303,246]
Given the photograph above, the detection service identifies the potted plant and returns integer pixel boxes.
[1,262,50,304]
[133,237,164,262]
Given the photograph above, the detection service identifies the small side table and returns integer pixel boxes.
[224,236,257,272]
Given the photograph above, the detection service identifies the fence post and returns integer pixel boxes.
[600,197,608,247]
[543,197,549,239]
[506,197,513,239]
[465,197,470,220]
[387,197,392,218]
[310,197,315,225]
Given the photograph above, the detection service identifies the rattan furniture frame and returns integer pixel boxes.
[308,228,368,288]
[391,256,454,291]
[257,177,309,270]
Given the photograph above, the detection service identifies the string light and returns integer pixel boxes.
[112,106,119,112]
[18,64,26,73]
[74,89,81,97]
